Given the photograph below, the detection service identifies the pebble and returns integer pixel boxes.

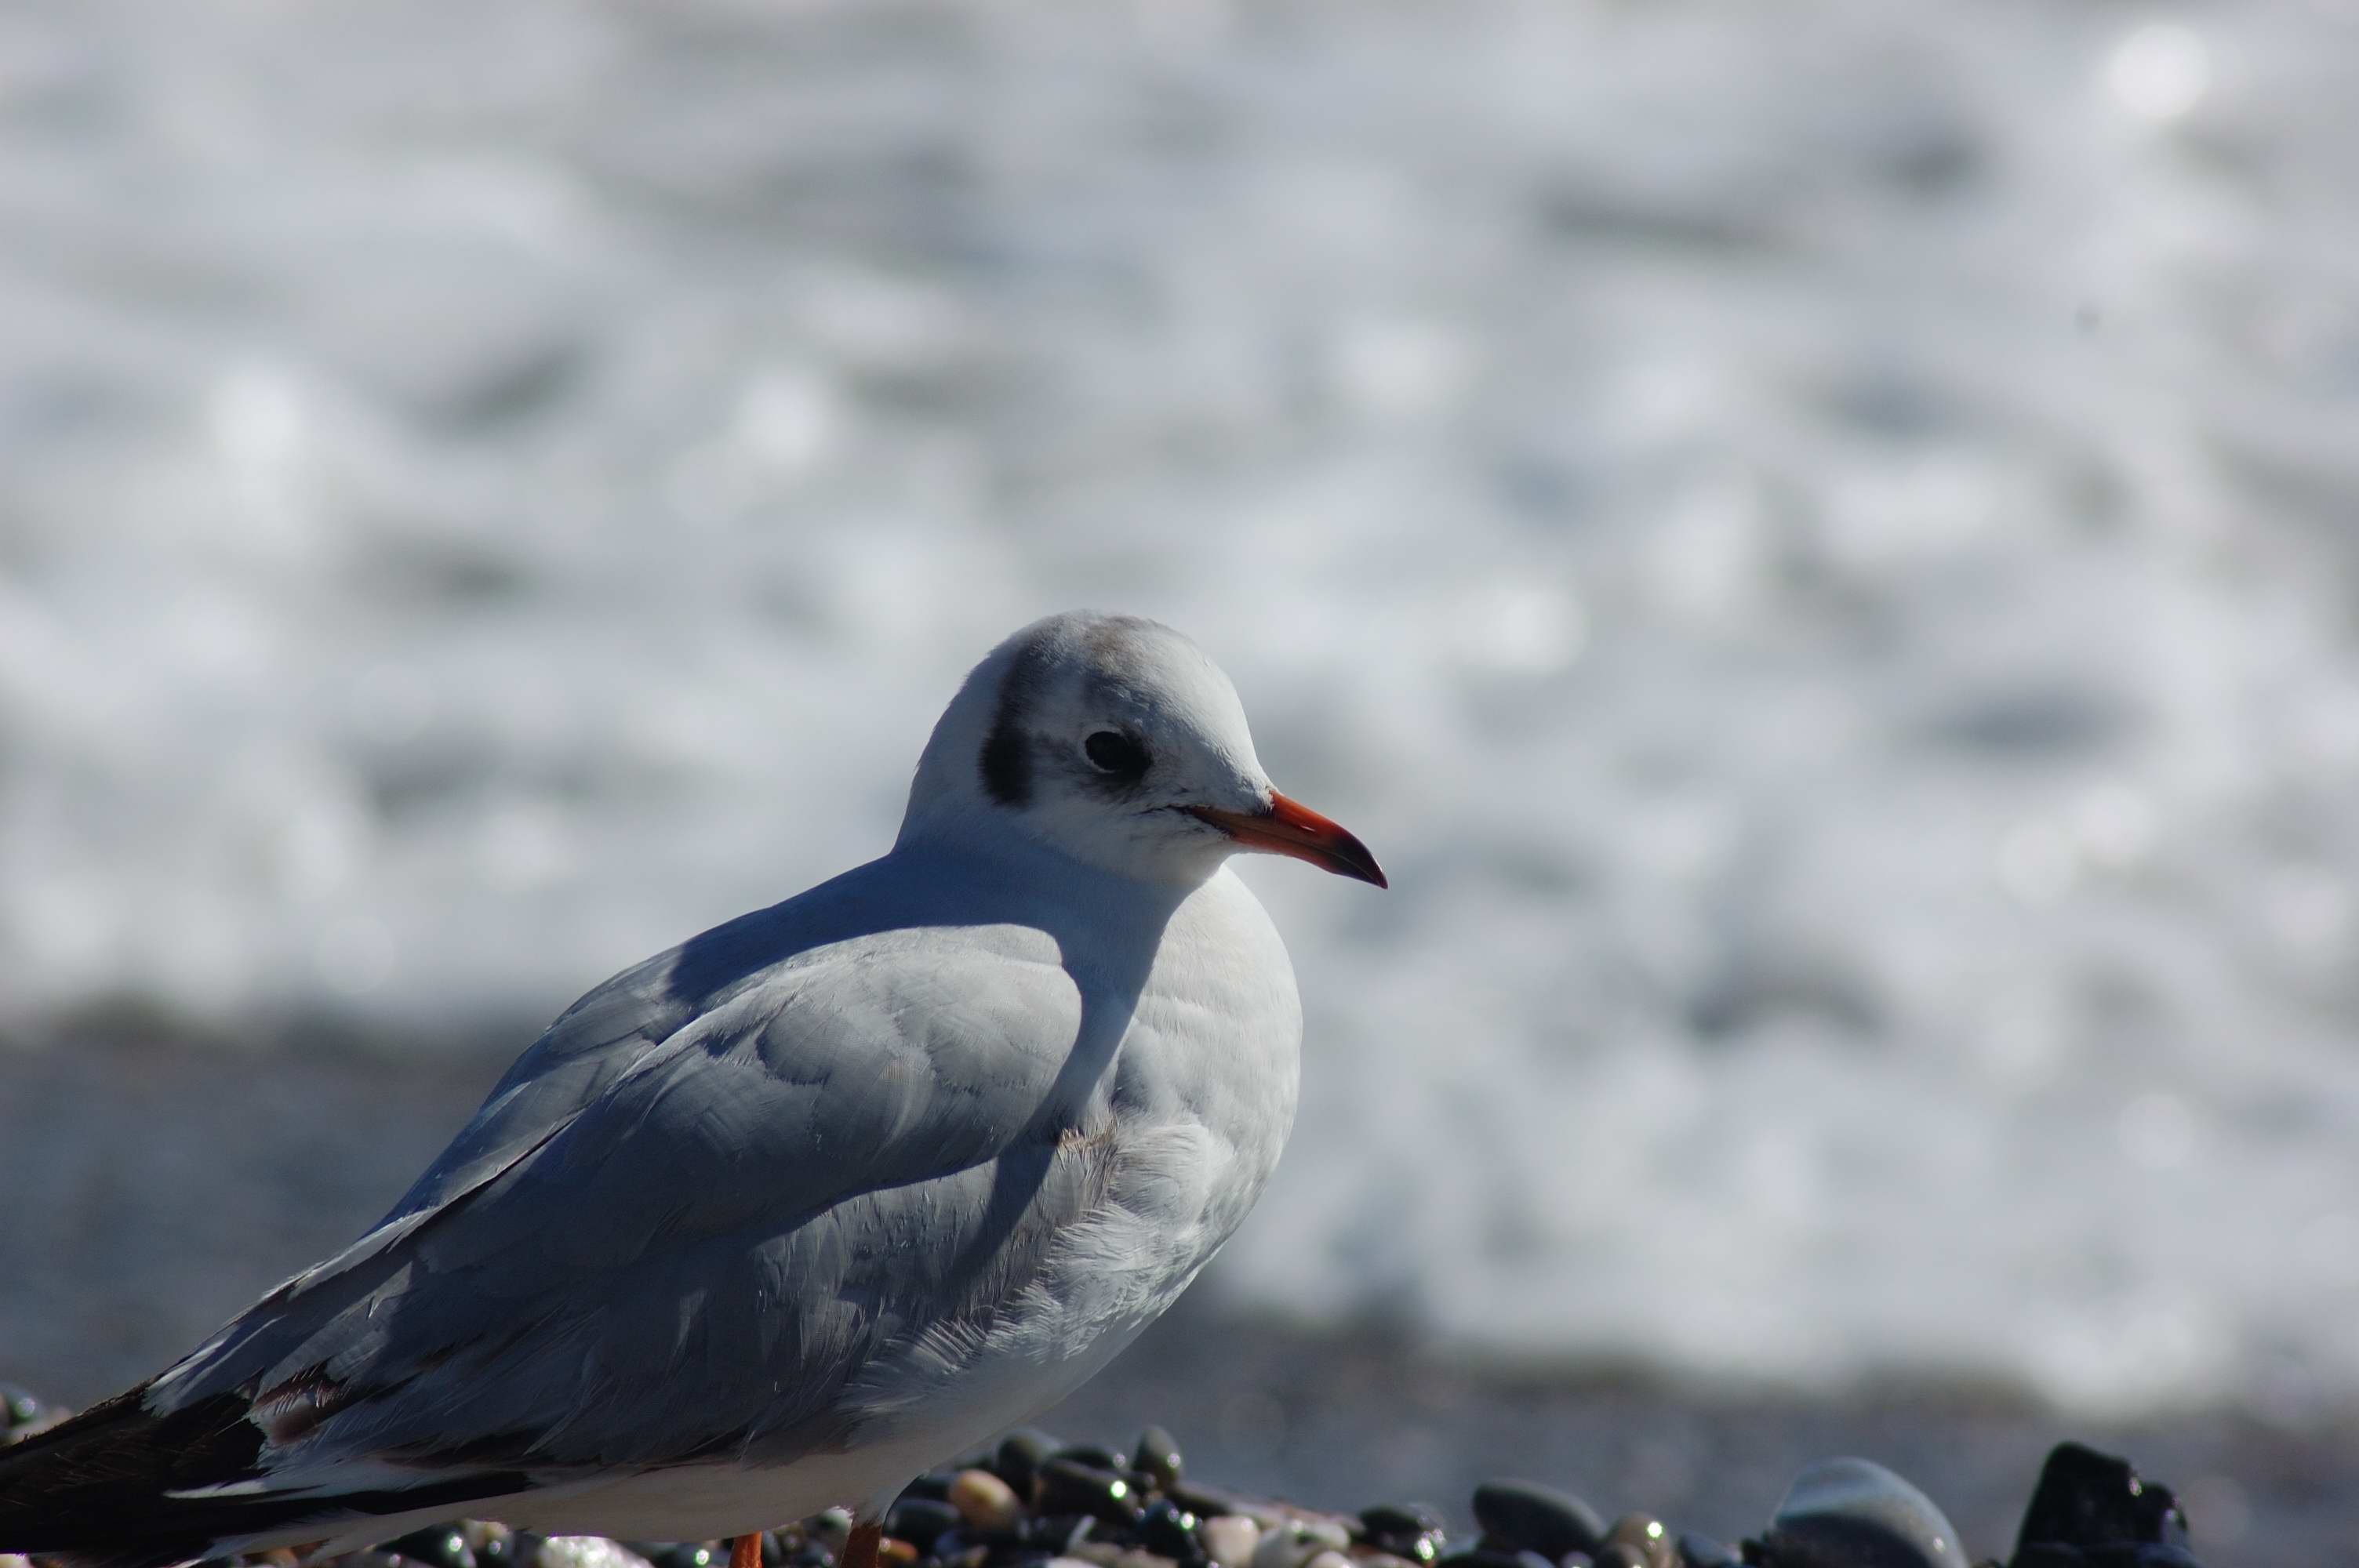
[994,1430,1059,1499]
[1199,1515,1262,1568]
[1038,1458,1145,1526]
[529,1541,655,1568]
[0,1385,43,1428]
[1138,1501,1205,1565]
[889,1500,965,1553]
[952,1468,1026,1534]
[1133,1427,1186,1493]
[1602,1515,1670,1568]
[1674,1534,1737,1568]
[388,1528,479,1568]
[1761,1457,1968,1568]
[648,1549,719,1568]
[1025,1516,1101,1555]
[1250,1519,1350,1568]
[1360,1504,1448,1563]
[1433,1552,1528,1568]
[2012,1442,2190,1557]
[1301,1553,1351,1568]
[1471,1483,1608,1561]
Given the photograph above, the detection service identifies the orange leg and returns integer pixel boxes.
[730,1534,763,1568]
[840,1519,884,1568]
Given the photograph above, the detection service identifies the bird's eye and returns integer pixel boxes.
[1084,730,1151,777]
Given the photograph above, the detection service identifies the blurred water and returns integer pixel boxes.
[3,0,2357,1419]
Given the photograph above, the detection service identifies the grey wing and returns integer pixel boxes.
[143,920,1114,1484]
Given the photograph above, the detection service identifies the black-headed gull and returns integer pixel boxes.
[0,612,1383,1568]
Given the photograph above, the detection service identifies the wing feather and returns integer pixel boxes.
[135,863,1131,1490]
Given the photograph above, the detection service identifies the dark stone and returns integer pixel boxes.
[2010,1549,2081,1568]
[1439,1552,1536,1568]
[1133,1426,1186,1493]
[388,1527,478,1568]
[758,1531,792,1568]
[1052,1443,1126,1472]
[1170,1480,1280,1526]
[1363,1504,1450,1563]
[902,1473,955,1504]
[645,1548,719,1568]
[0,1383,43,1428]
[1676,1535,1739,1568]
[1038,1458,1144,1527]
[1561,1555,1594,1568]
[1023,1515,1099,1555]
[1764,1457,1968,1568]
[995,1430,1060,1498]
[1471,1482,1608,1560]
[500,1534,549,1568]
[2012,1443,2189,1559]
[889,1498,965,1552]
[1603,1513,1670,1568]
[1139,1499,1205,1563]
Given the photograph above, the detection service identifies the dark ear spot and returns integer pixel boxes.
[980,720,1030,807]
[979,634,1053,808]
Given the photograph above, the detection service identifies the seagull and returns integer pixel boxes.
[0,612,1383,1568]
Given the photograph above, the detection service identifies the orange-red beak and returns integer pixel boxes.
[1187,792,1387,888]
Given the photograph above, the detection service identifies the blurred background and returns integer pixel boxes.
[2,0,2356,1557]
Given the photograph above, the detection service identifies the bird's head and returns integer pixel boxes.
[901,612,1385,891]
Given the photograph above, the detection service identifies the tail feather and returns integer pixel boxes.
[0,1383,528,1568]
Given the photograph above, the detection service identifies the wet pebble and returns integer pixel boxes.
[951,1467,1025,1534]
[994,1430,1059,1499]
[1360,1503,1448,1563]
[1471,1482,1608,1561]
[646,1548,719,1568]
[484,1533,547,1568]
[387,1528,479,1568]
[1761,1457,1968,1568]
[1025,1515,1100,1555]
[1199,1515,1262,1568]
[0,1385,44,1429]
[1602,1515,1670,1568]
[1133,1427,1185,1494]
[2012,1443,2190,1558]
[1139,1500,1205,1565]
[888,1499,964,1554]
[1038,1458,1144,1526]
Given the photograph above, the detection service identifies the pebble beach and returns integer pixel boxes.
[4,1038,2350,1561]
[0,1369,2243,1566]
